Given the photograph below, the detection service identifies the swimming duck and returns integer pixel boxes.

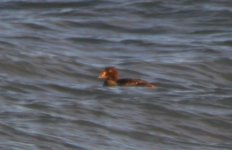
[98,67,159,88]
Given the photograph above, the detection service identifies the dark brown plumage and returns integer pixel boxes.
[98,67,159,88]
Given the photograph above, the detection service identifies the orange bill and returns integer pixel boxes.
[98,71,107,79]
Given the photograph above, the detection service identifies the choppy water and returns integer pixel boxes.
[0,0,232,150]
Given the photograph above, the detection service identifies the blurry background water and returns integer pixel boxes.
[0,0,232,150]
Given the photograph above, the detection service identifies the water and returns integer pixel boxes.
[0,0,232,150]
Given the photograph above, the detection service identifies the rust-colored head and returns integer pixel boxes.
[98,67,119,81]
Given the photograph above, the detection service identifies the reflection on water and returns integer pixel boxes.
[0,0,232,150]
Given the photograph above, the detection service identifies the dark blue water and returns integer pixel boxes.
[0,0,232,150]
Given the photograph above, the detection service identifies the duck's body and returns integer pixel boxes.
[98,67,159,88]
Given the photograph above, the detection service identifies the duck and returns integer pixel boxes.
[98,66,159,88]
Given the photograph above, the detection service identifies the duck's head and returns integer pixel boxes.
[98,67,119,81]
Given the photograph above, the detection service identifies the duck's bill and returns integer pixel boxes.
[98,71,107,79]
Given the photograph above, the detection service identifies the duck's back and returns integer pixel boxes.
[117,78,154,87]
